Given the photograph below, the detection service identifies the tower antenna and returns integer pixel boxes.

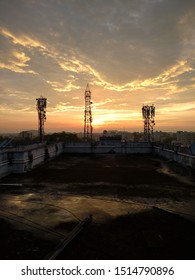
[142,104,155,142]
[84,84,93,142]
[36,96,47,142]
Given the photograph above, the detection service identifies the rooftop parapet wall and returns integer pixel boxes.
[64,141,152,154]
[153,146,195,168]
[0,151,11,178]
[0,142,45,153]
[1,142,195,179]
[0,142,64,178]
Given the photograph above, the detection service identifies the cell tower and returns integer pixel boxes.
[36,97,47,142]
[142,104,155,142]
[84,84,93,142]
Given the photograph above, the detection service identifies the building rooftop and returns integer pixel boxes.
[0,153,195,259]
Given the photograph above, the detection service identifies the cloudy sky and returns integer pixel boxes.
[0,0,195,133]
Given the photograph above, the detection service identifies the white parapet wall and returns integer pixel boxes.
[1,142,194,179]
[0,150,11,178]
[153,146,195,168]
[0,142,64,178]
[64,141,152,154]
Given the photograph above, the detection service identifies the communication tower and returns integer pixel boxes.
[36,97,47,142]
[84,84,93,142]
[142,104,155,142]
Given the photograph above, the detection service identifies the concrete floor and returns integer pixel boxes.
[0,154,195,259]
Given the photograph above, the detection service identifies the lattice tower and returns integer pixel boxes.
[36,97,47,142]
[142,104,155,142]
[84,84,93,142]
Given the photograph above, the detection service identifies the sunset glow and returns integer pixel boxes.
[0,0,195,133]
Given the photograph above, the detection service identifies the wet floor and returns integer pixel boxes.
[0,193,150,238]
[0,154,195,259]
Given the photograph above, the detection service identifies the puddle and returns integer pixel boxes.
[0,192,149,240]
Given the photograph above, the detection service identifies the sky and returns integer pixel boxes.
[0,0,195,133]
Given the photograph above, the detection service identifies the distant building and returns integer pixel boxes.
[99,130,122,144]
[133,132,144,142]
[176,131,195,146]
[153,131,177,144]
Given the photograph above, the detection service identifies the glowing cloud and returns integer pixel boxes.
[0,27,46,50]
[46,80,80,92]
[0,50,36,74]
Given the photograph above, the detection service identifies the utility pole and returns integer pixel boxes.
[84,84,93,142]
[36,97,47,142]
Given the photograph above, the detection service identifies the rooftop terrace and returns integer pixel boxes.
[0,153,195,259]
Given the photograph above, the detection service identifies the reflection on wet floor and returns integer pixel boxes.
[0,192,151,239]
[1,188,195,243]
[157,161,194,186]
